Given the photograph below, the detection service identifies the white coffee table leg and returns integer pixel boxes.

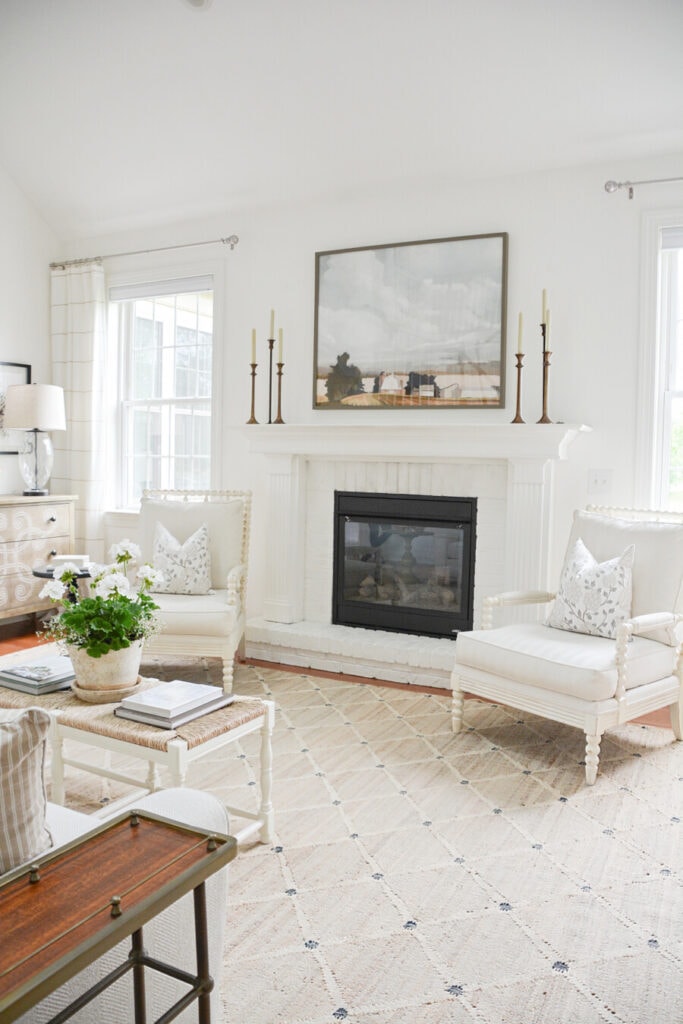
[258,702,275,843]
[145,759,162,792]
[167,739,188,788]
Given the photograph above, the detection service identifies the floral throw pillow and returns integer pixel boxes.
[547,537,634,639]
[152,522,212,595]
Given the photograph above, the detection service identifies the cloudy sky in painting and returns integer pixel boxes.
[315,235,505,376]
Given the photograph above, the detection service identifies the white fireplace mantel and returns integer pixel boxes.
[246,422,588,462]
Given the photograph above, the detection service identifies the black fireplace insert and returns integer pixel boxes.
[332,491,477,639]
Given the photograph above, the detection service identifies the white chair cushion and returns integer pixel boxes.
[455,623,677,701]
[566,511,683,629]
[547,537,634,639]
[152,521,212,595]
[153,589,239,637]
[140,497,244,590]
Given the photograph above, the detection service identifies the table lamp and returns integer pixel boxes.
[3,383,66,495]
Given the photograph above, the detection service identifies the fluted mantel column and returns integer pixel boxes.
[506,457,556,595]
[260,453,306,623]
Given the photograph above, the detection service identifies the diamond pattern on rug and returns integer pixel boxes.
[387,862,496,921]
[295,878,406,943]
[571,951,683,1023]
[328,931,449,1009]
[420,910,552,988]
[471,974,611,1024]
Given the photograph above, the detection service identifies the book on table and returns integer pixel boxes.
[114,680,234,729]
[0,655,75,694]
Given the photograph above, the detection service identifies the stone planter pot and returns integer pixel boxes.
[67,640,143,703]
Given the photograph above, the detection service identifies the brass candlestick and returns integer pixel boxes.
[537,349,553,423]
[267,338,275,424]
[536,321,552,423]
[246,363,258,424]
[274,362,285,424]
[511,352,524,423]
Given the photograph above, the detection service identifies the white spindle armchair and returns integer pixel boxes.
[452,507,683,784]
[138,489,252,693]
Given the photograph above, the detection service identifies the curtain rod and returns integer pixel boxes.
[49,234,239,269]
[604,176,683,199]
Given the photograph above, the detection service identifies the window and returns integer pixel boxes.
[109,277,214,508]
[653,226,683,508]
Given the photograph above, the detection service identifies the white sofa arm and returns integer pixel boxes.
[133,786,229,832]
[482,591,556,629]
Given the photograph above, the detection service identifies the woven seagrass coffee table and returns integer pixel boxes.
[0,646,274,845]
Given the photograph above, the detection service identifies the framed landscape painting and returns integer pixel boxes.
[313,232,508,409]
[0,361,31,454]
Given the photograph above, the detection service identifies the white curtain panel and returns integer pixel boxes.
[50,261,108,563]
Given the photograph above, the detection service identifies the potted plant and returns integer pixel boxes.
[40,541,163,699]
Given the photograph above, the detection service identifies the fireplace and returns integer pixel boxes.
[244,422,585,687]
[332,491,477,639]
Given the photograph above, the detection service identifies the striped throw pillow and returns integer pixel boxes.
[0,708,53,874]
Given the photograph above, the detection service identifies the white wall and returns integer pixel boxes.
[0,163,60,494]
[52,153,683,616]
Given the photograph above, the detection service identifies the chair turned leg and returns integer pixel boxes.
[584,731,602,785]
[451,673,464,735]
[670,700,683,740]
[222,654,235,695]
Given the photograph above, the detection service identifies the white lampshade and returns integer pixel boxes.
[3,384,66,431]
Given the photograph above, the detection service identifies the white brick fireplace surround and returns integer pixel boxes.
[245,423,587,690]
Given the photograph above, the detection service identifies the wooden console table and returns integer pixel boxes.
[0,809,236,1023]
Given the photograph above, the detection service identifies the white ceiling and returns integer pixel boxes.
[1,0,682,240]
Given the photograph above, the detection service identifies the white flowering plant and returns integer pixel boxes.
[40,541,164,658]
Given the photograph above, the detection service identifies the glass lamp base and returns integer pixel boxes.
[18,430,54,495]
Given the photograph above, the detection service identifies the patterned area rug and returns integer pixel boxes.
[57,656,682,1024]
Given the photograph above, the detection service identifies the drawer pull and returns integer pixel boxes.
[47,515,57,523]
[49,549,57,558]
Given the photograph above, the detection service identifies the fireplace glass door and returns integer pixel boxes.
[333,491,476,639]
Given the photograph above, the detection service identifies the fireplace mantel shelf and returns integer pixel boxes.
[245,422,590,461]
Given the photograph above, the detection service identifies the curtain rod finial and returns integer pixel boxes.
[221,235,239,250]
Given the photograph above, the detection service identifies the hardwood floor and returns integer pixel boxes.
[0,618,674,728]
[0,618,50,653]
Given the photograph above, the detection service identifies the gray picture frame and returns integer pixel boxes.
[0,361,31,454]
[313,232,508,409]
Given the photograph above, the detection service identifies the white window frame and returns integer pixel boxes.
[106,259,225,510]
[635,209,683,508]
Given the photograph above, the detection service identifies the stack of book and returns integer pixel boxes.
[114,680,233,729]
[0,655,75,694]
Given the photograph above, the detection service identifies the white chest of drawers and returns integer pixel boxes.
[0,495,78,621]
